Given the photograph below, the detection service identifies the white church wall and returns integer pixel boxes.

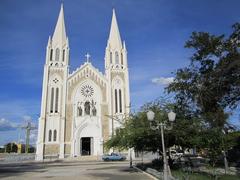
[45,116,60,144]
[111,76,125,130]
[44,74,63,145]
[70,78,103,157]
[73,120,102,156]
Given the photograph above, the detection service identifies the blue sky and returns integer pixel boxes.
[0,0,240,145]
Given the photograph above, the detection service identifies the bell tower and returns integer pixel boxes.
[36,4,69,160]
[105,9,130,135]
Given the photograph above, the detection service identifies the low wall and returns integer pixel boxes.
[0,153,35,162]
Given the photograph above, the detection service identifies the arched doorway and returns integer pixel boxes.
[73,119,102,156]
[80,137,92,156]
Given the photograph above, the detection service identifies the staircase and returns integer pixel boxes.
[65,155,101,161]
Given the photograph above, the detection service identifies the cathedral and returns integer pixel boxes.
[36,5,130,160]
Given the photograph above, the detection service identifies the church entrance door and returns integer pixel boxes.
[80,137,92,156]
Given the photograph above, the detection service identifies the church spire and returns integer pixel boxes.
[108,9,122,49]
[52,4,67,46]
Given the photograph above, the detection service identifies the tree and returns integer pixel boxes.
[199,128,224,167]
[105,98,201,156]
[226,131,240,165]
[167,23,240,168]
[167,23,240,128]
[105,99,173,153]
[28,146,36,153]
[0,147,4,153]
[5,142,18,153]
[105,111,163,153]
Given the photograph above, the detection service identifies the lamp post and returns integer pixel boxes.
[221,129,229,174]
[130,147,133,168]
[147,110,176,180]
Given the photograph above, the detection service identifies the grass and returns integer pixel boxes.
[136,161,240,180]
[172,170,240,180]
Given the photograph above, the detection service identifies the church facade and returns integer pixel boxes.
[36,5,130,160]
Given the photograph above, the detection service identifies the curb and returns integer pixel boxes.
[133,166,158,180]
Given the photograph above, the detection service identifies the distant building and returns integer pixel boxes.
[36,5,130,160]
[0,146,5,153]
[17,144,25,153]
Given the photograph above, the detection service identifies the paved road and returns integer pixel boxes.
[0,161,153,180]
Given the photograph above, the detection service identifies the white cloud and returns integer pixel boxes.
[19,139,25,144]
[23,115,32,123]
[151,77,174,85]
[30,129,38,144]
[0,118,18,131]
[0,99,40,123]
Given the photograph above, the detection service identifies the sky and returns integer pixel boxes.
[0,0,240,146]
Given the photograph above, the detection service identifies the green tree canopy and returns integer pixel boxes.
[167,23,240,128]
[105,98,202,154]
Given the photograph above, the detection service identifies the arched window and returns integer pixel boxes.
[115,52,119,64]
[50,88,54,113]
[55,88,59,113]
[50,49,53,61]
[62,49,65,62]
[48,130,52,142]
[121,53,123,65]
[78,106,82,116]
[92,106,97,116]
[110,52,112,64]
[55,48,60,61]
[84,101,91,115]
[115,89,118,113]
[119,89,122,113]
[53,130,57,141]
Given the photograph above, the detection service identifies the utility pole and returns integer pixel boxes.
[22,122,36,153]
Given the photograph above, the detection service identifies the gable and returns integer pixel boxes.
[67,62,108,102]
[68,62,107,86]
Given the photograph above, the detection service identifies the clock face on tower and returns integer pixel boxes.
[81,85,94,97]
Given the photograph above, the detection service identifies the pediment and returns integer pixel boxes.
[68,62,107,89]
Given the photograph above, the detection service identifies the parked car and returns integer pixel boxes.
[173,154,209,169]
[170,150,183,159]
[102,153,126,161]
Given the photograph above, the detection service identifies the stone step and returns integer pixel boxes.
[65,155,100,161]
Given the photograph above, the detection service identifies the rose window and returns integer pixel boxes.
[81,85,94,97]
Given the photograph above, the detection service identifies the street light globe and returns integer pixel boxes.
[168,111,176,122]
[147,110,155,121]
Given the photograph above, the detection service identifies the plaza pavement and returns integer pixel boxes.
[0,160,154,180]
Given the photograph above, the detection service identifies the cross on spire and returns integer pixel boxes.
[85,53,91,62]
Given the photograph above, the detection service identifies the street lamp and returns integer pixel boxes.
[221,129,229,174]
[147,110,176,180]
